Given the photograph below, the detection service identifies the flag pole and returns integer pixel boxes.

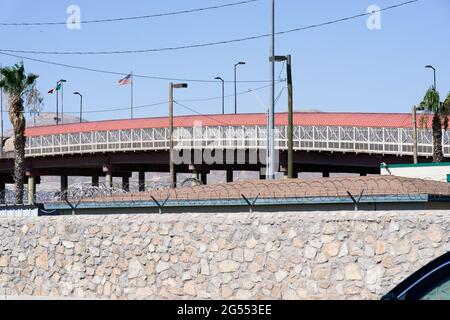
[131,71,134,119]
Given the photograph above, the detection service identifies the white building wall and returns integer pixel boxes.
[381,164,450,182]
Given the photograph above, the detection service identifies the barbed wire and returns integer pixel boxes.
[1,175,448,213]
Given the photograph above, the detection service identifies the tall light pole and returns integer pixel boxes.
[234,62,245,114]
[59,79,67,124]
[267,0,276,180]
[271,55,294,178]
[215,77,225,114]
[55,81,59,125]
[412,105,418,164]
[169,83,188,189]
[412,105,424,164]
[73,92,83,123]
[425,65,436,90]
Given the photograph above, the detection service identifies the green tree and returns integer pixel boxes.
[420,88,450,163]
[0,62,39,204]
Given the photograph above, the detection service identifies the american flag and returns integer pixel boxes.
[118,73,132,86]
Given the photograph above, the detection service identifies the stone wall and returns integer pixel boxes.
[0,211,449,300]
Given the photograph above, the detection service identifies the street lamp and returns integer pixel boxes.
[412,104,425,164]
[215,77,225,114]
[234,61,245,114]
[425,65,436,90]
[270,55,294,179]
[169,83,188,189]
[73,92,83,123]
[58,79,67,124]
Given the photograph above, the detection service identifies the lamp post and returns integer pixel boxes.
[73,92,83,123]
[412,105,418,164]
[169,83,188,189]
[270,55,294,178]
[425,65,436,90]
[215,77,225,114]
[59,79,67,124]
[55,81,59,125]
[412,105,424,164]
[234,62,245,114]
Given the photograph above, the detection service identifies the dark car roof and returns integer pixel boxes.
[382,251,450,300]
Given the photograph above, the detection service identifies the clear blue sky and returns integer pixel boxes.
[0,0,449,130]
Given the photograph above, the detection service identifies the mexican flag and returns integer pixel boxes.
[48,82,62,94]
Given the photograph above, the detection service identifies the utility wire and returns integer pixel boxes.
[81,83,273,114]
[0,83,273,115]
[174,101,233,126]
[0,0,259,26]
[275,87,287,106]
[0,0,419,55]
[180,84,273,103]
[174,81,283,125]
[278,61,286,82]
[0,51,280,84]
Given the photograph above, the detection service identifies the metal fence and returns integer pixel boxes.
[23,125,447,158]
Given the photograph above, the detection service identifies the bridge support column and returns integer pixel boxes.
[122,176,130,192]
[201,172,207,185]
[60,176,68,200]
[226,169,233,183]
[105,173,113,189]
[259,170,266,180]
[189,164,210,185]
[172,171,177,188]
[103,164,113,189]
[0,180,5,204]
[323,172,330,178]
[28,176,36,205]
[139,172,146,192]
[193,172,200,181]
[92,175,99,187]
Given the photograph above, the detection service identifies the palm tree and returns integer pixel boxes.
[0,62,39,204]
[419,88,450,163]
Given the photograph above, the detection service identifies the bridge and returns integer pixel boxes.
[0,111,445,203]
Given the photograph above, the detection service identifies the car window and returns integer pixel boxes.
[421,277,450,300]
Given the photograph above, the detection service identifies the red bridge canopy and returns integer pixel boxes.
[25,112,429,137]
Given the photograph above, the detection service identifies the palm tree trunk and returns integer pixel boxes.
[432,111,444,163]
[8,95,26,204]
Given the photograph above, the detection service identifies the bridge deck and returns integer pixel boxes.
[19,112,443,159]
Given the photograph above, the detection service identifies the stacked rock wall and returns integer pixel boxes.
[0,211,449,299]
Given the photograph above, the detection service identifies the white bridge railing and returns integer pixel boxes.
[24,125,449,158]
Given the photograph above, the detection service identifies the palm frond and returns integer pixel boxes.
[419,114,429,129]
[420,87,440,113]
[0,62,38,96]
[25,73,39,86]
[444,92,450,110]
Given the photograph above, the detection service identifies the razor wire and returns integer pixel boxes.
[1,176,450,211]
